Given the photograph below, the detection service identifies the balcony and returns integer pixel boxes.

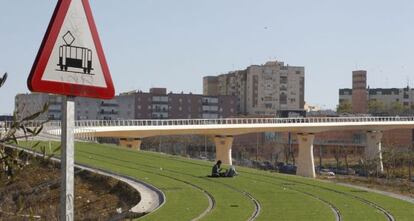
[202,110,219,114]
[100,103,118,107]
[153,108,168,113]
[99,110,118,115]
[49,102,62,106]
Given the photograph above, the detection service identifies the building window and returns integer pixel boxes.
[280,93,287,105]
[280,76,288,84]
[353,134,363,144]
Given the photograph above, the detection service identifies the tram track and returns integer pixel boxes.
[77,149,262,220]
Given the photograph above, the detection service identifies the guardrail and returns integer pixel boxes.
[4,116,409,128]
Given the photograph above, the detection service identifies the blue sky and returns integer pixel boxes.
[1,0,414,114]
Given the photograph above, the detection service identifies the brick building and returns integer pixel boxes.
[334,70,414,149]
[15,88,237,121]
[339,70,414,113]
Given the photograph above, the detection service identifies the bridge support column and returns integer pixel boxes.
[296,133,316,178]
[119,138,142,150]
[365,131,383,172]
[214,136,233,165]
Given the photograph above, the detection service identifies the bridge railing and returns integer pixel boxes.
[2,116,414,129]
[0,120,48,129]
[72,116,414,128]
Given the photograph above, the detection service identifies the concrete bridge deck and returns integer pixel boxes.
[3,116,414,178]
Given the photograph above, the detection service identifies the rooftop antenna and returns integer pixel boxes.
[406,76,410,88]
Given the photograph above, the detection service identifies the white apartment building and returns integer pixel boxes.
[203,60,305,116]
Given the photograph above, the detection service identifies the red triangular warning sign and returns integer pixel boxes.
[27,0,115,99]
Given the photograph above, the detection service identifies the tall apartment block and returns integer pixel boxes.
[339,70,414,113]
[203,60,305,116]
[15,88,237,121]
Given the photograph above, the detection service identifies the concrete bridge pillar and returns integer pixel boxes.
[214,136,233,165]
[365,131,383,172]
[119,138,142,150]
[296,133,316,178]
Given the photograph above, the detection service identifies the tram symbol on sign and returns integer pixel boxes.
[57,31,94,75]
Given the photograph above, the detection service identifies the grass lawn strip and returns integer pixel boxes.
[75,154,209,221]
[76,147,255,221]
[20,141,414,221]
[77,143,336,221]
[117,149,384,221]
[138,150,413,221]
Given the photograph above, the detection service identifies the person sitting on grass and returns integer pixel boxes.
[211,161,238,177]
[211,160,226,177]
[225,165,238,177]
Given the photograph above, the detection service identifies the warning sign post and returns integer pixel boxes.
[61,96,75,220]
[27,0,114,220]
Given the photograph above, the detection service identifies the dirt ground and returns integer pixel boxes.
[0,160,143,220]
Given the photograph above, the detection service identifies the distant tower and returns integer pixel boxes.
[352,70,368,113]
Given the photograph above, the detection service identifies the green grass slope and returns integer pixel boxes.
[21,141,414,221]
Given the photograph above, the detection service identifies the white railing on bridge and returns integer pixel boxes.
[23,116,414,128]
[0,121,47,129]
[0,120,97,142]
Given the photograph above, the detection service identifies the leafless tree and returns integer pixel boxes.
[0,72,49,180]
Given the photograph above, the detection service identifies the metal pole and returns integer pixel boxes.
[204,135,207,157]
[61,96,75,221]
[256,133,259,161]
[288,132,292,164]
